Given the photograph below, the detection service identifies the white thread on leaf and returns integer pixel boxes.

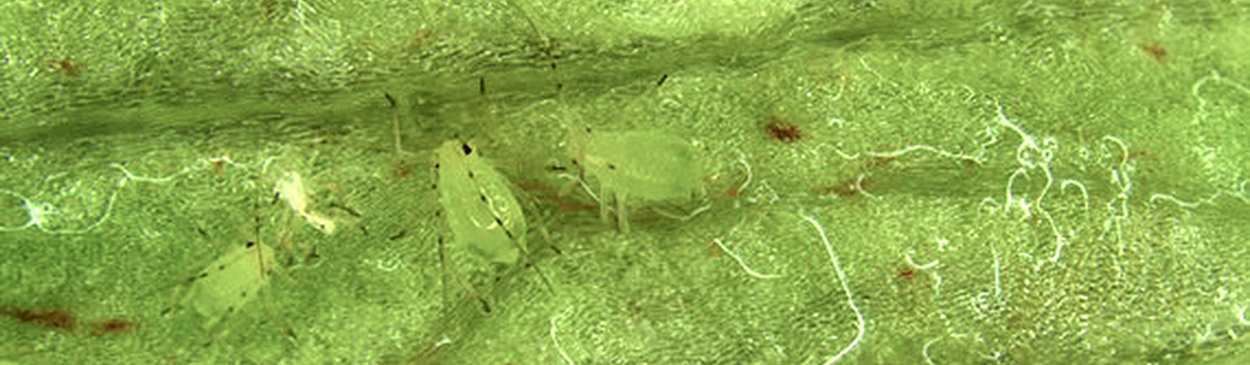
[803,214,865,365]
[713,239,782,280]
[551,307,576,365]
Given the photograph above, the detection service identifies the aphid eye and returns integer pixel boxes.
[460,143,473,155]
[479,194,488,202]
[467,171,475,179]
[607,164,616,170]
[246,241,256,248]
[434,163,441,169]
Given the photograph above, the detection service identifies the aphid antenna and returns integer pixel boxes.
[501,0,563,91]
[247,192,302,347]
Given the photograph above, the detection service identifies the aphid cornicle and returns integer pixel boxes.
[433,139,525,264]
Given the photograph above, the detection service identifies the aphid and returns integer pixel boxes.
[179,241,277,330]
[432,140,560,312]
[567,124,703,234]
[275,171,336,234]
[432,140,525,264]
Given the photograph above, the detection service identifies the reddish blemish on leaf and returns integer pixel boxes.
[1140,41,1168,63]
[393,162,413,180]
[2,307,77,330]
[764,117,803,142]
[47,59,82,77]
[90,318,138,336]
[864,156,896,168]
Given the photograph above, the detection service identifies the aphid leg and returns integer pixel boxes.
[387,92,410,156]
[556,173,599,203]
[616,192,630,235]
[516,248,558,297]
[518,191,562,256]
[598,191,613,226]
[539,225,562,255]
[437,236,492,314]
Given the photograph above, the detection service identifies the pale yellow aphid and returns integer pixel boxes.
[180,241,277,330]
[433,139,526,264]
[274,171,335,234]
[567,123,702,234]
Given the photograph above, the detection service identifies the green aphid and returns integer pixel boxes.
[433,139,525,264]
[180,241,277,330]
[568,124,703,234]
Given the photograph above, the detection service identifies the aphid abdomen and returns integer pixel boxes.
[183,242,276,327]
[434,140,524,264]
[585,131,701,201]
